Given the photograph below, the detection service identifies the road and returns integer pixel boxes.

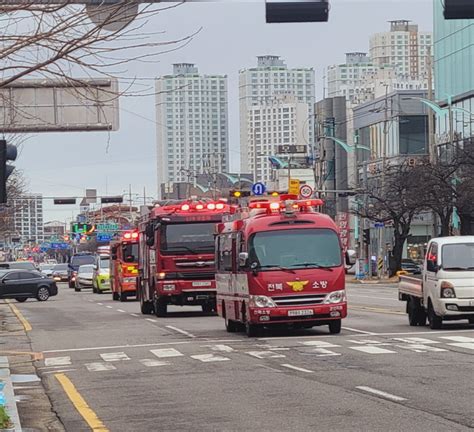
[13,283,474,432]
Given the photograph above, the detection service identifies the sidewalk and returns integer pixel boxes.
[0,302,65,432]
[346,275,399,285]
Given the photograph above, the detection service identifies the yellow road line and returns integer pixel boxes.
[350,305,405,316]
[6,300,32,332]
[55,373,109,432]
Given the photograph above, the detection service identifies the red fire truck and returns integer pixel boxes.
[110,231,139,302]
[138,199,234,316]
[215,196,352,337]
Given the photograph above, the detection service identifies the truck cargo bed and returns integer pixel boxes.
[398,275,423,299]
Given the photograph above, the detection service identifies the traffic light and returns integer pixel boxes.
[0,140,18,204]
[54,198,77,205]
[101,196,123,204]
[444,0,474,19]
[363,228,371,245]
[265,0,329,23]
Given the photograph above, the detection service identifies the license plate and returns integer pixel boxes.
[192,281,212,287]
[288,309,314,317]
[470,300,474,306]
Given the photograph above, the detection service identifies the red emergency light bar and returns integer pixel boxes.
[123,231,139,241]
[249,198,324,212]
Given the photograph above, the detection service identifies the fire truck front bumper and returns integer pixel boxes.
[249,303,347,325]
[120,277,137,293]
[156,280,216,305]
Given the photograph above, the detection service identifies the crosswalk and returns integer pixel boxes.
[39,335,474,374]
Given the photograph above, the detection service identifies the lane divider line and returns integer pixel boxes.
[116,309,126,313]
[165,325,196,339]
[281,364,313,374]
[356,386,406,402]
[145,318,158,323]
[55,373,109,431]
[342,327,376,335]
[6,300,32,332]
[130,314,139,317]
[43,341,190,354]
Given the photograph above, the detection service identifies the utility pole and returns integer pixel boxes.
[253,127,258,182]
[427,46,436,164]
[128,184,132,222]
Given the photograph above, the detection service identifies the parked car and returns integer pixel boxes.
[0,261,39,271]
[68,253,95,288]
[401,259,422,275]
[75,264,95,291]
[92,255,111,294]
[0,269,58,302]
[39,263,55,277]
[51,263,69,282]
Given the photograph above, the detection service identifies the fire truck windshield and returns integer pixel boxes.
[160,222,215,255]
[249,228,342,270]
[122,243,138,263]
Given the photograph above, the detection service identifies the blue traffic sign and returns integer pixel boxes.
[97,233,112,243]
[374,222,385,228]
[50,242,69,250]
[252,182,266,196]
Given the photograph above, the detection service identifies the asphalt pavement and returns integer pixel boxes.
[10,282,474,432]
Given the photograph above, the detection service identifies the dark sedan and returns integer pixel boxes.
[0,269,58,302]
[51,263,69,282]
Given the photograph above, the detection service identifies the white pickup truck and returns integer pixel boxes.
[399,236,474,329]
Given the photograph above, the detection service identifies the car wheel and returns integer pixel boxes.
[74,287,81,292]
[428,301,442,330]
[328,319,342,334]
[37,287,50,301]
[15,298,27,303]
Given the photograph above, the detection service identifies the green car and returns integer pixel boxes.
[92,255,111,294]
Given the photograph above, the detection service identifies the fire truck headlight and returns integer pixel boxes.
[163,284,175,291]
[158,272,166,279]
[249,295,277,308]
[324,290,346,304]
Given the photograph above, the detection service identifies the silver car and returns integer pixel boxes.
[75,264,95,292]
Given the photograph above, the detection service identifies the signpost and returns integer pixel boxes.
[288,179,300,195]
[251,182,266,196]
[277,145,307,154]
[299,184,313,199]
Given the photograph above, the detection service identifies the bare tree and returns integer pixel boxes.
[354,161,421,276]
[0,170,28,240]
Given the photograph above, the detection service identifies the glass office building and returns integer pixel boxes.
[433,0,474,156]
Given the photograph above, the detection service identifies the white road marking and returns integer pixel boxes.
[43,341,190,354]
[311,348,341,357]
[366,329,474,336]
[342,327,376,335]
[300,341,340,348]
[246,351,286,359]
[42,369,77,375]
[145,318,158,323]
[13,386,42,390]
[165,325,195,339]
[130,314,139,317]
[356,386,406,402]
[117,309,126,313]
[44,357,71,367]
[448,342,474,350]
[440,336,474,343]
[350,346,396,354]
[85,362,117,372]
[151,348,184,358]
[106,306,113,309]
[191,354,230,362]
[97,303,103,306]
[347,339,390,345]
[209,345,234,353]
[254,344,289,351]
[393,337,440,344]
[139,359,170,367]
[100,352,130,362]
[281,364,313,373]
[396,344,447,353]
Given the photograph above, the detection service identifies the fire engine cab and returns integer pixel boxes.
[110,231,139,301]
[215,196,351,337]
[138,199,234,316]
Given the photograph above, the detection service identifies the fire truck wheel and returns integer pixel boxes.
[74,287,81,292]
[140,299,154,315]
[92,286,97,294]
[154,297,167,317]
[225,317,238,333]
[328,319,342,334]
[245,321,259,337]
[119,292,127,302]
[201,303,214,314]
[112,292,119,301]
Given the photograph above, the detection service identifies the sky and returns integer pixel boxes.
[12,0,434,224]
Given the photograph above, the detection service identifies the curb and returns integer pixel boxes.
[0,356,22,431]
[349,278,399,285]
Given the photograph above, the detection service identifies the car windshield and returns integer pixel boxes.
[249,228,342,270]
[78,265,95,274]
[99,259,110,269]
[442,243,474,270]
[53,264,68,271]
[71,255,95,267]
[10,262,36,270]
[122,243,138,263]
[160,222,216,255]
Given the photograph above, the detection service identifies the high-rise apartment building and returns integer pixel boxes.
[239,56,315,176]
[247,93,309,182]
[12,194,44,243]
[327,53,378,103]
[155,64,229,195]
[369,20,432,79]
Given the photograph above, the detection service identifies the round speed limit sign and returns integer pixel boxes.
[299,184,313,199]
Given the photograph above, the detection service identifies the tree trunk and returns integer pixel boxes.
[390,221,412,277]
